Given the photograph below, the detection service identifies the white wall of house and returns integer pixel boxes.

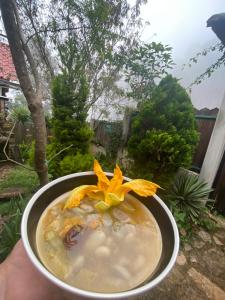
[200,91,225,187]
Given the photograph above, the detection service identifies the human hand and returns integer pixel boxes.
[0,240,68,300]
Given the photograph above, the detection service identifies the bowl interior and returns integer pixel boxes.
[25,173,178,296]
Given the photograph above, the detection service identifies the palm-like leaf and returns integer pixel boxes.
[167,171,213,223]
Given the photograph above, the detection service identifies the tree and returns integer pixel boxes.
[0,0,48,185]
[128,75,199,184]
[47,72,93,178]
[16,0,149,118]
[119,42,173,102]
[51,72,92,152]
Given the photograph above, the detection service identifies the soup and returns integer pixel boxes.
[36,192,162,293]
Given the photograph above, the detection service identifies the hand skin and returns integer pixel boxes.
[0,240,71,300]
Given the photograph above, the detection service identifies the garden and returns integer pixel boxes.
[0,1,225,299]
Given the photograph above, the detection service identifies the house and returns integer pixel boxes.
[0,41,19,117]
[0,40,19,157]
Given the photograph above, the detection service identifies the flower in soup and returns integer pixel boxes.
[64,160,160,211]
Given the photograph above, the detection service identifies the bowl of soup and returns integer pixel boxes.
[21,172,179,300]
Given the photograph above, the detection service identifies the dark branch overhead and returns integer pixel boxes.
[207,13,225,47]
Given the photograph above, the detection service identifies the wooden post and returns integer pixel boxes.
[200,92,225,187]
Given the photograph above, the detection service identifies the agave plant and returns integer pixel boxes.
[167,171,213,224]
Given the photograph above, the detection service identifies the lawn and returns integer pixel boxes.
[0,166,38,261]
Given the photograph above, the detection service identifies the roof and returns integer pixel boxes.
[0,42,17,82]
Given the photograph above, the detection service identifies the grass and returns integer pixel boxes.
[0,166,39,262]
[0,166,38,191]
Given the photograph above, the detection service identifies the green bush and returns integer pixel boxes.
[46,72,93,178]
[19,142,32,163]
[59,153,94,176]
[51,73,93,153]
[128,75,199,184]
[0,196,27,262]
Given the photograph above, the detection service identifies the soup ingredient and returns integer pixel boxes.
[63,225,83,249]
[95,246,111,258]
[64,160,160,211]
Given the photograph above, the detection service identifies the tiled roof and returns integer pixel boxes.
[0,42,17,82]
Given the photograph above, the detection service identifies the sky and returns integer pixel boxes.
[140,0,225,109]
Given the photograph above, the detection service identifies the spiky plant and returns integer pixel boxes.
[167,171,213,224]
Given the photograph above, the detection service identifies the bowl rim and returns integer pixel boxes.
[21,171,179,299]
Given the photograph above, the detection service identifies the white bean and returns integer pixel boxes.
[85,230,106,251]
[102,213,113,227]
[80,204,94,213]
[112,208,131,223]
[133,255,146,271]
[86,213,100,224]
[72,255,85,271]
[95,246,111,258]
[113,265,131,280]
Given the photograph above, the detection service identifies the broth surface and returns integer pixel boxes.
[36,193,162,293]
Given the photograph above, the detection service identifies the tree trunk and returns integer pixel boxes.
[0,0,48,186]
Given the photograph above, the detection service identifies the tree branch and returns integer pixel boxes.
[25,27,86,45]
[0,121,35,171]
[47,144,73,165]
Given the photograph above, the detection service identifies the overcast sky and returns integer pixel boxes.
[140,0,225,109]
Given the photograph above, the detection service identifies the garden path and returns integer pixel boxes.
[141,217,225,300]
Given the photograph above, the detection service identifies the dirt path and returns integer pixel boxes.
[0,163,14,182]
[141,218,225,300]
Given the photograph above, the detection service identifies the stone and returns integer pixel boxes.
[180,228,187,236]
[190,255,198,263]
[213,236,223,246]
[188,267,225,300]
[198,230,211,243]
[184,243,192,252]
[193,240,205,249]
[176,252,187,266]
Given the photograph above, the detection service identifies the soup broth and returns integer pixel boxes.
[36,193,162,293]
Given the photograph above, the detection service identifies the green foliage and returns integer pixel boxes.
[167,171,214,234]
[52,73,93,152]
[19,142,32,163]
[0,166,38,262]
[9,106,30,123]
[47,72,94,178]
[186,42,225,87]
[120,42,173,101]
[0,196,27,262]
[59,153,94,176]
[128,75,199,184]
[0,167,38,192]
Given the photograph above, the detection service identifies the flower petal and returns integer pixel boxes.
[87,190,105,202]
[108,164,123,193]
[64,185,99,209]
[94,160,110,192]
[95,201,110,211]
[121,179,160,197]
[105,192,124,206]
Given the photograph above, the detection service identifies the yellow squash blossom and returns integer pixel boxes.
[64,160,160,211]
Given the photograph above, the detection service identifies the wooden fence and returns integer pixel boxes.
[192,108,218,172]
